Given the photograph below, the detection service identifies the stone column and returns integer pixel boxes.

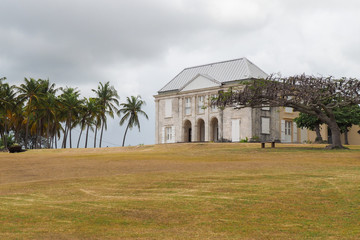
[178,97,183,142]
[205,94,209,141]
[192,95,197,142]
[219,108,224,142]
[155,99,159,144]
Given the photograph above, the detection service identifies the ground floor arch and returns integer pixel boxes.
[197,118,205,142]
[210,117,219,142]
[183,120,192,142]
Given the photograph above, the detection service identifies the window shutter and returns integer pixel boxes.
[161,127,165,144]
[261,117,270,134]
[171,126,176,143]
[293,122,298,143]
[281,120,285,142]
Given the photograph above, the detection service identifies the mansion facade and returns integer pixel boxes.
[154,58,360,145]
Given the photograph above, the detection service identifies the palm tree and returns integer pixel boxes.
[0,80,17,149]
[92,82,119,148]
[77,97,101,148]
[38,79,57,148]
[84,98,100,148]
[16,78,43,149]
[118,96,148,147]
[59,87,83,148]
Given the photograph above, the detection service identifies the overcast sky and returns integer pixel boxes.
[1,0,360,147]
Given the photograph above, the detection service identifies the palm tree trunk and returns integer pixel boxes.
[122,124,130,147]
[85,125,90,148]
[69,120,72,148]
[14,126,20,144]
[94,126,97,148]
[46,116,51,148]
[4,121,8,150]
[77,124,84,148]
[25,117,29,149]
[55,134,57,149]
[38,118,42,149]
[1,133,4,150]
[99,121,105,148]
[62,121,68,148]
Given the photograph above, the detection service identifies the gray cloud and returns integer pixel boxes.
[1,0,360,145]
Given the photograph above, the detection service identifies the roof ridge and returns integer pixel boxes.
[244,58,268,77]
[158,68,186,92]
[243,57,252,77]
[158,57,268,93]
[183,57,245,70]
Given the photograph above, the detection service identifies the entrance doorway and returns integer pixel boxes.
[183,120,192,142]
[285,121,292,143]
[210,117,219,142]
[197,119,205,142]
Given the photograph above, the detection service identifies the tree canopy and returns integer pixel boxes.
[0,77,147,150]
[216,74,360,149]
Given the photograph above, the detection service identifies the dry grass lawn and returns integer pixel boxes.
[0,143,360,239]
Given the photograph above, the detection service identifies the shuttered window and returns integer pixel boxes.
[165,126,176,143]
[166,127,172,142]
[261,117,270,134]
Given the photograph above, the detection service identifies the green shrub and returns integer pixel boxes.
[8,144,23,153]
[240,137,248,143]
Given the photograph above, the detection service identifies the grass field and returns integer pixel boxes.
[1,143,360,239]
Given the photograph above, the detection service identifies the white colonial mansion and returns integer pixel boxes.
[154,58,306,144]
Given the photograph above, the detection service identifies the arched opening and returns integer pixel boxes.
[210,117,219,142]
[183,120,192,142]
[197,118,205,142]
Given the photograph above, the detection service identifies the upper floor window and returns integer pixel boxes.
[211,94,218,112]
[285,107,293,113]
[185,97,191,115]
[165,99,172,118]
[198,96,205,114]
[261,104,270,111]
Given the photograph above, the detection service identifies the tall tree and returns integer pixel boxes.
[0,79,17,149]
[215,75,360,149]
[295,105,360,144]
[92,82,119,148]
[333,104,360,145]
[118,96,148,147]
[294,113,323,142]
[59,87,83,148]
[16,78,44,149]
[84,98,100,148]
[77,97,101,148]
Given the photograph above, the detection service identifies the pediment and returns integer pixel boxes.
[181,74,221,92]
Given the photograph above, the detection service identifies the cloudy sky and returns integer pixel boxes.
[1,0,360,146]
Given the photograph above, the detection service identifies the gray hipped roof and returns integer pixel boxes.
[158,57,268,93]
